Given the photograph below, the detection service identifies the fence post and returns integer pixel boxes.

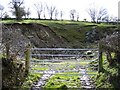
[6,43,10,59]
[25,44,31,76]
[98,43,103,73]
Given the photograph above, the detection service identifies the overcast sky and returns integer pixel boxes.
[0,0,120,21]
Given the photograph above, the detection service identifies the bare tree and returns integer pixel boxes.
[60,10,64,20]
[4,13,10,19]
[25,8,30,19]
[76,12,79,21]
[10,0,25,20]
[70,9,76,21]
[43,7,46,19]
[55,9,59,20]
[46,4,56,20]
[34,2,43,19]
[87,6,108,23]
[96,8,107,23]
[111,16,118,22]
[102,15,109,23]
[87,7,96,22]
[0,4,6,18]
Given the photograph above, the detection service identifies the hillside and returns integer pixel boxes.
[2,20,118,49]
[2,23,67,49]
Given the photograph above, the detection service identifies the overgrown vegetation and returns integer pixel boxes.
[91,53,120,89]
[92,31,120,88]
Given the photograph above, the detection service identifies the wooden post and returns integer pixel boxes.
[98,43,103,73]
[25,44,31,76]
[6,43,10,59]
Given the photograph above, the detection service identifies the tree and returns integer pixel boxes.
[54,9,59,20]
[0,4,6,18]
[102,15,109,23]
[111,16,118,22]
[43,7,46,19]
[87,5,108,23]
[60,11,64,20]
[96,8,108,23]
[46,4,56,20]
[10,0,25,20]
[76,12,79,21]
[4,13,10,19]
[102,16,118,23]
[87,7,96,22]
[25,8,30,19]
[34,2,43,19]
[70,9,76,21]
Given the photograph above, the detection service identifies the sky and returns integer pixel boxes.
[0,0,120,21]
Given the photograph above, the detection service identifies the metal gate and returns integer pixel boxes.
[30,48,99,75]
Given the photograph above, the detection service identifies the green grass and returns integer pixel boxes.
[44,72,81,89]
[31,66,49,71]
[21,72,42,89]
[87,71,98,75]
[2,19,116,27]
[30,60,92,71]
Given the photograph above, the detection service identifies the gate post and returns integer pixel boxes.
[98,43,103,73]
[6,43,10,59]
[25,44,31,76]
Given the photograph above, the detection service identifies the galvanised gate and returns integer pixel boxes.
[30,48,99,75]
